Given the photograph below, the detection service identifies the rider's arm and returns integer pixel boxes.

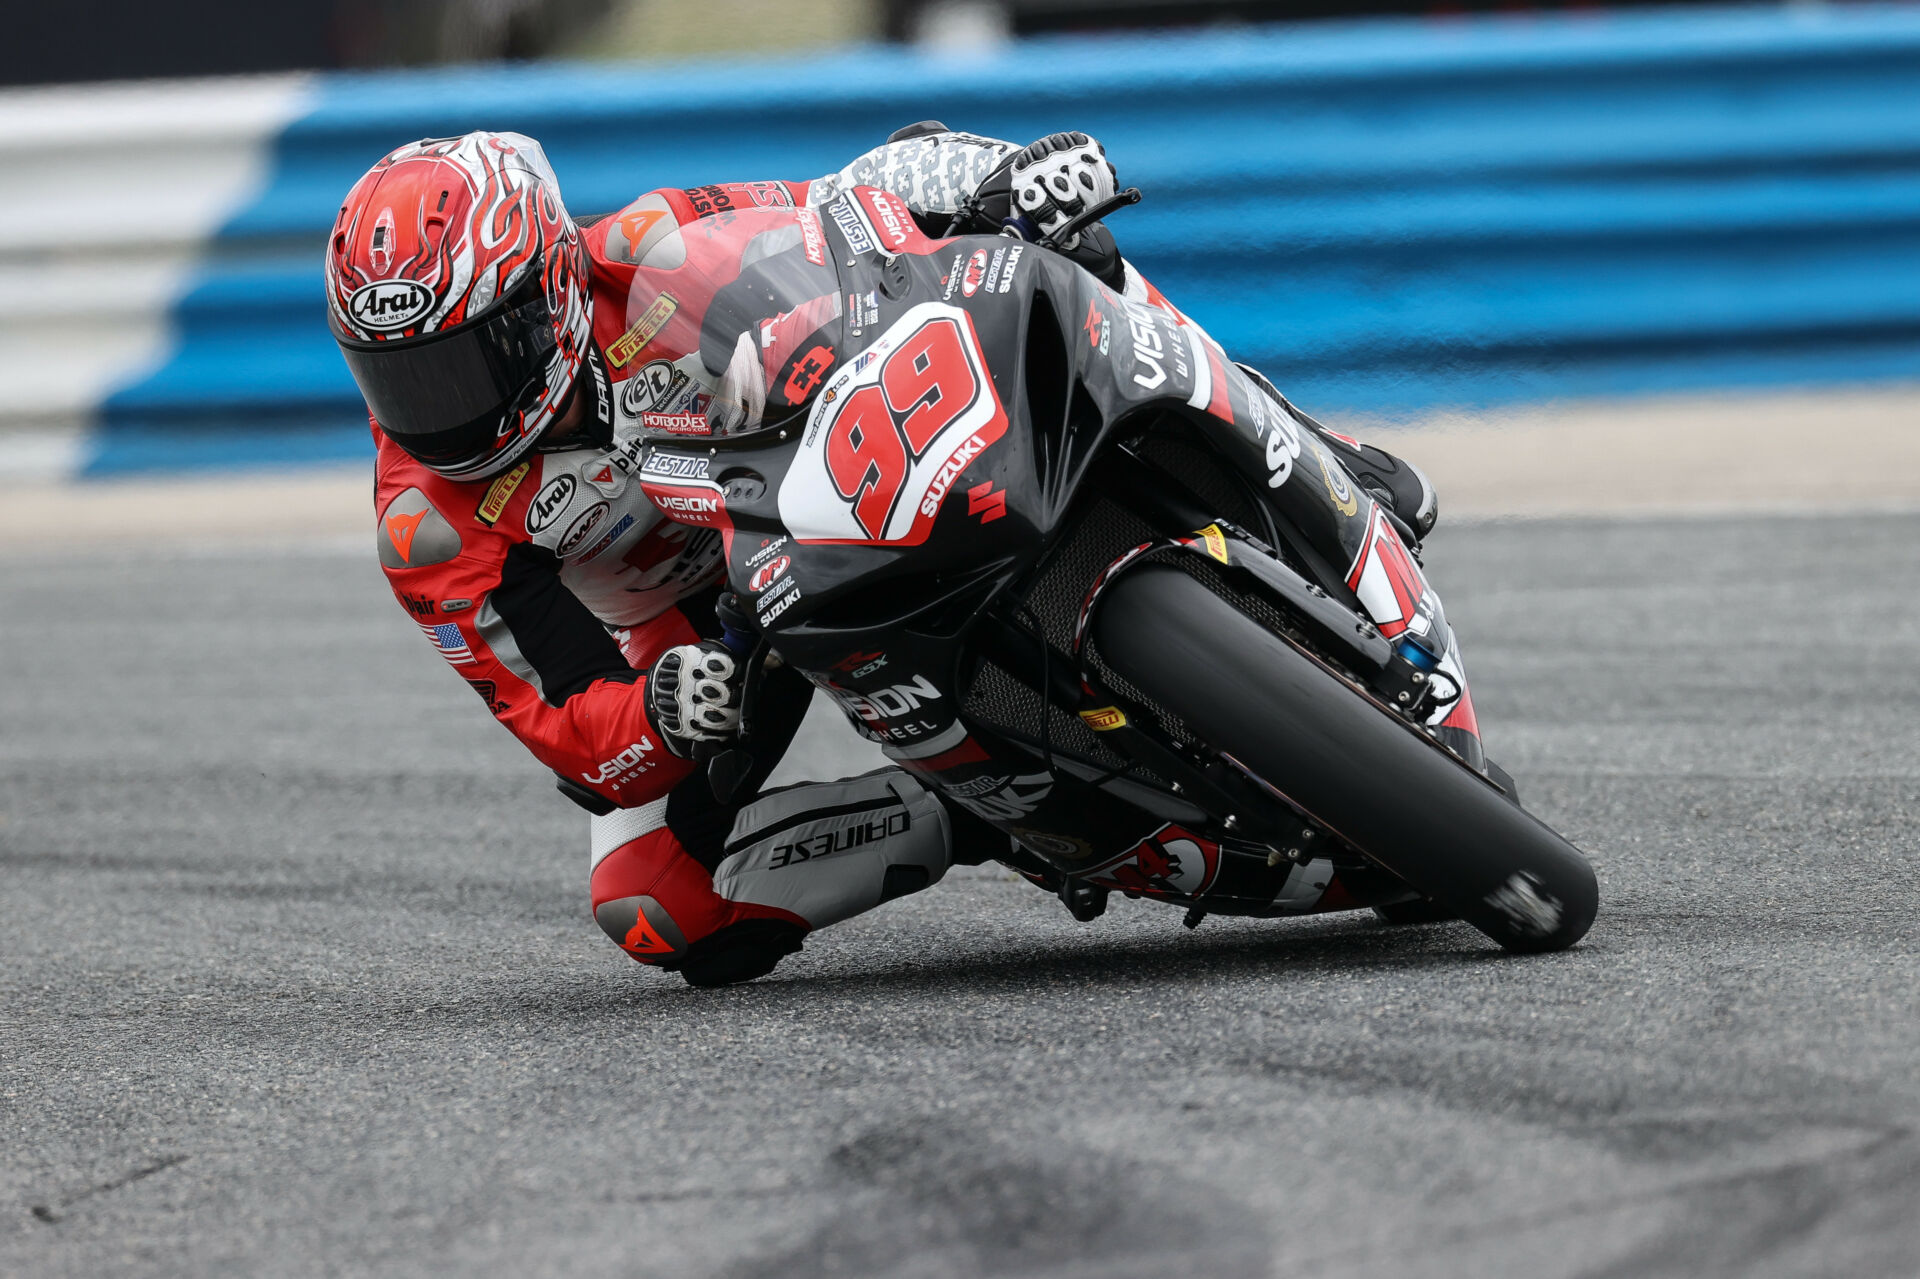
[803,121,1020,220]
[804,122,1132,290]
[375,465,694,810]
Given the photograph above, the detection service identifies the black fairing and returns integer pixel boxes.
[635,203,1415,916]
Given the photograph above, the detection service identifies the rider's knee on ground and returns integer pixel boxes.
[586,769,953,985]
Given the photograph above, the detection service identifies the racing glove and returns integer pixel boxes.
[1009,132,1119,250]
[646,641,743,756]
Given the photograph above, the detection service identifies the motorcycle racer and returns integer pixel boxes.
[329,125,1438,987]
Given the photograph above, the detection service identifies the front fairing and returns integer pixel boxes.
[633,191,1446,912]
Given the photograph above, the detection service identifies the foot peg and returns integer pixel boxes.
[1058,879,1109,922]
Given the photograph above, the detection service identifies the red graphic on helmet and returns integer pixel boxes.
[327,131,595,481]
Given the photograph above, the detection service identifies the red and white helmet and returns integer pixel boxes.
[327,131,596,481]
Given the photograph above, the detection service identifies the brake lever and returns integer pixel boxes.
[706,593,769,804]
[1034,187,1142,252]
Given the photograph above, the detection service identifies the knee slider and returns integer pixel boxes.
[672,918,807,988]
[592,894,688,965]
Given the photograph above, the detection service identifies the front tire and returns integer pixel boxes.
[1092,565,1597,952]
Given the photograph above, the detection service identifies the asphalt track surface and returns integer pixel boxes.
[5,512,1919,1279]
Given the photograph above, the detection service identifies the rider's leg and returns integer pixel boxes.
[589,767,956,987]
[586,661,1001,987]
[1235,362,1438,546]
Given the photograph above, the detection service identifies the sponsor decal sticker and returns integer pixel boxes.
[831,649,888,679]
[828,197,876,254]
[581,738,657,791]
[577,512,636,563]
[1316,443,1359,516]
[769,808,910,869]
[652,491,723,521]
[1123,301,1167,391]
[1079,705,1128,732]
[524,473,577,533]
[642,410,708,435]
[746,536,788,567]
[465,678,510,715]
[779,303,1008,546]
[784,345,836,401]
[640,451,711,481]
[606,294,678,367]
[419,620,476,666]
[1263,406,1304,489]
[1196,523,1230,564]
[759,586,802,623]
[797,208,827,266]
[557,501,611,556]
[748,555,792,593]
[618,359,692,418]
[993,244,1024,293]
[350,280,434,333]
[1086,824,1221,898]
[961,249,989,298]
[858,188,914,251]
[475,460,531,526]
[966,481,1006,524]
[1083,298,1111,354]
[945,770,1054,821]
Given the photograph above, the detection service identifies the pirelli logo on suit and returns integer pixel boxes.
[607,295,679,367]
[475,461,532,526]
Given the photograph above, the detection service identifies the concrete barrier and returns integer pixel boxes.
[5,4,1918,476]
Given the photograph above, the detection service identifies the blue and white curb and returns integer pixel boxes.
[0,73,316,479]
[8,3,1920,481]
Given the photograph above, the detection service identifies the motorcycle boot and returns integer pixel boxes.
[1235,363,1439,547]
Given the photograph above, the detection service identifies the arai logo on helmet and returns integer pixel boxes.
[349,280,435,333]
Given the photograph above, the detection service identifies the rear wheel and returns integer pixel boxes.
[1092,565,1597,952]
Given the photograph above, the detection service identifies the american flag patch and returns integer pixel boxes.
[420,621,476,666]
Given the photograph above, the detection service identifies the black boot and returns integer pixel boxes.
[1236,364,1439,547]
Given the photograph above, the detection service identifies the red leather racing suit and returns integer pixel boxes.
[372,130,1027,979]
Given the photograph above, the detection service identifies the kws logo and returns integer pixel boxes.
[349,280,434,333]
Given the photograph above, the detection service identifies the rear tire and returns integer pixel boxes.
[1092,565,1597,952]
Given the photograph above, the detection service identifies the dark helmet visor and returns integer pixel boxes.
[334,267,558,461]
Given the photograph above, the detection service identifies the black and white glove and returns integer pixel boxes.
[1010,132,1119,250]
[646,641,742,756]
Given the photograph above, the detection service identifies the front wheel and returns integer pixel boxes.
[1091,565,1597,952]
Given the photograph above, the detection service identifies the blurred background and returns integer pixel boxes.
[1,0,1918,512]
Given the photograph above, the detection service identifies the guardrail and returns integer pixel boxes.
[11,3,1920,475]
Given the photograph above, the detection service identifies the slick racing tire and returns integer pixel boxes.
[1092,565,1597,953]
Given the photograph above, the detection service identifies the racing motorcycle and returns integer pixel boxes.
[630,186,1598,952]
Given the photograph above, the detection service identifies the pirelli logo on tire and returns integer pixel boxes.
[475,461,531,527]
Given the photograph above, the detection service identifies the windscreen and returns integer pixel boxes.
[627,206,846,441]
